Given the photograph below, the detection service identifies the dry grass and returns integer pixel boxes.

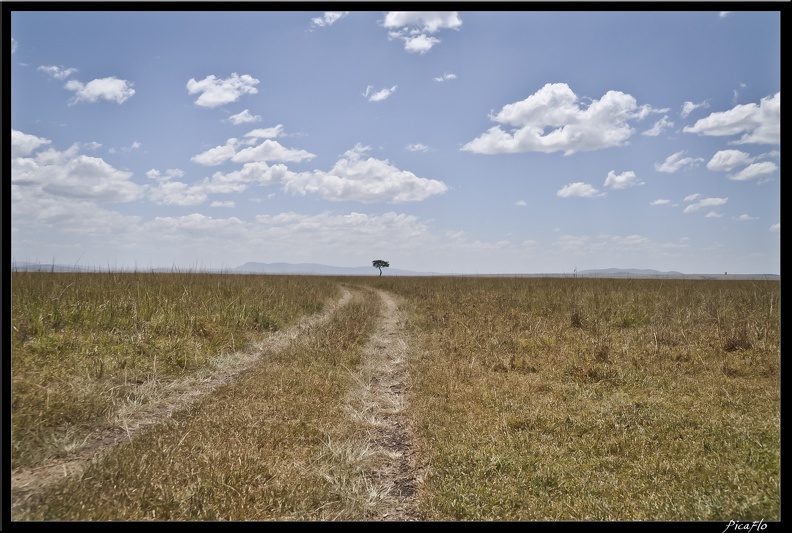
[14,285,384,520]
[11,273,780,521]
[10,271,339,468]
[370,276,780,521]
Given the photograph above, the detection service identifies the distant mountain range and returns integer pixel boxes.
[9,261,779,280]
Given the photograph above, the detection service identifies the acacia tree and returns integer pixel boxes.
[372,259,390,276]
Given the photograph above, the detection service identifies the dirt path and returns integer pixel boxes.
[344,288,422,521]
[10,288,354,515]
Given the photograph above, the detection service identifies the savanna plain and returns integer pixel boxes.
[9,271,780,521]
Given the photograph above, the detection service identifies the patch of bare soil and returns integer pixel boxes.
[346,289,423,521]
[10,289,353,516]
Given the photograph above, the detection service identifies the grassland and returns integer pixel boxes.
[10,272,780,521]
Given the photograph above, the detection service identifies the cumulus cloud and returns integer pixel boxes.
[310,11,348,28]
[404,34,441,54]
[651,199,671,206]
[38,65,78,80]
[11,130,52,157]
[148,180,208,206]
[363,84,397,102]
[769,223,779,233]
[735,214,756,221]
[191,139,239,166]
[11,130,143,203]
[244,124,285,139]
[515,200,527,206]
[654,151,704,173]
[284,144,448,203]
[11,37,18,53]
[556,182,604,198]
[683,196,728,213]
[727,161,778,181]
[462,83,661,155]
[383,11,462,54]
[603,170,643,190]
[683,92,780,145]
[64,77,135,105]
[706,149,754,171]
[232,139,316,164]
[186,73,260,108]
[146,168,184,181]
[227,109,261,125]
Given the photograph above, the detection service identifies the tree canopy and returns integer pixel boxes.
[372,260,390,276]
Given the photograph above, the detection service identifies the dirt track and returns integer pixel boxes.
[11,286,421,521]
[345,288,421,520]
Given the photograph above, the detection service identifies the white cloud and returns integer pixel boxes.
[651,199,671,206]
[227,109,261,125]
[11,129,51,157]
[148,180,207,206]
[146,168,184,181]
[204,162,290,193]
[556,182,604,198]
[244,125,285,139]
[642,115,673,136]
[64,77,135,105]
[186,73,260,108]
[363,84,397,102]
[769,223,780,233]
[310,11,348,28]
[383,11,462,54]
[680,100,710,118]
[405,143,430,152]
[433,72,457,82]
[12,134,143,204]
[603,170,643,190]
[211,200,236,207]
[11,37,18,53]
[283,144,448,203]
[514,200,527,206]
[727,161,777,181]
[403,34,440,54]
[462,83,661,155]
[654,151,704,173]
[705,211,723,218]
[232,139,316,164]
[683,197,728,213]
[706,149,753,171]
[683,92,780,145]
[191,139,239,166]
[38,65,78,80]
[383,11,462,33]
[735,214,756,221]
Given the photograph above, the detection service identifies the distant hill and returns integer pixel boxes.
[233,262,441,276]
[9,262,778,280]
[576,268,778,280]
[578,268,685,277]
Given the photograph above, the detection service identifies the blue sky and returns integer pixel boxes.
[9,8,781,274]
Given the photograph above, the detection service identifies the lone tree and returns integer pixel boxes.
[372,259,390,276]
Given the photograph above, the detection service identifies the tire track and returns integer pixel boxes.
[344,288,422,521]
[10,288,353,515]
